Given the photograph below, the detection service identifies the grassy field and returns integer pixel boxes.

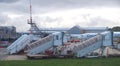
[0,57,120,66]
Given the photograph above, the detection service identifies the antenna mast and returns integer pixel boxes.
[30,0,32,24]
[28,0,33,34]
[28,0,42,36]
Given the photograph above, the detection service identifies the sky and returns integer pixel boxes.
[0,0,120,32]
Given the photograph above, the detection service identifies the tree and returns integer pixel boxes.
[111,26,120,31]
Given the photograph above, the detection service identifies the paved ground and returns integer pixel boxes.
[0,48,8,60]
[3,55,27,60]
[1,47,120,60]
[0,48,27,60]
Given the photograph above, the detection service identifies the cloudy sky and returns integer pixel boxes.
[0,0,120,32]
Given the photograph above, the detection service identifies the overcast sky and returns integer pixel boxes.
[0,0,120,32]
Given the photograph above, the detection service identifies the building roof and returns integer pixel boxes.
[83,27,109,31]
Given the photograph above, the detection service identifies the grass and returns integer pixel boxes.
[0,57,120,66]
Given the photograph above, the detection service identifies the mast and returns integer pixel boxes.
[28,0,42,36]
[29,0,32,24]
[28,0,33,34]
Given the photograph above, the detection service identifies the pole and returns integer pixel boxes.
[29,0,33,34]
[29,0,32,24]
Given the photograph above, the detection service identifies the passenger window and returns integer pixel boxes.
[56,36,59,40]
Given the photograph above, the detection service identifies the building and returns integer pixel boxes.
[0,26,17,40]
[83,27,109,33]
[67,26,85,34]
[67,25,109,34]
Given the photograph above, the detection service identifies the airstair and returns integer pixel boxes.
[7,34,33,54]
[74,34,103,57]
[26,32,63,55]
[26,34,54,55]
[60,31,112,57]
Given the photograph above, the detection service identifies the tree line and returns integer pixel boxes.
[111,26,120,31]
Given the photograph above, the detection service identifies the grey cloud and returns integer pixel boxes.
[0,0,120,31]
[33,16,63,27]
[0,14,10,25]
[0,0,119,15]
[30,0,120,14]
[86,17,113,27]
[0,1,29,14]
[32,0,120,8]
[39,16,62,23]
[0,0,19,3]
